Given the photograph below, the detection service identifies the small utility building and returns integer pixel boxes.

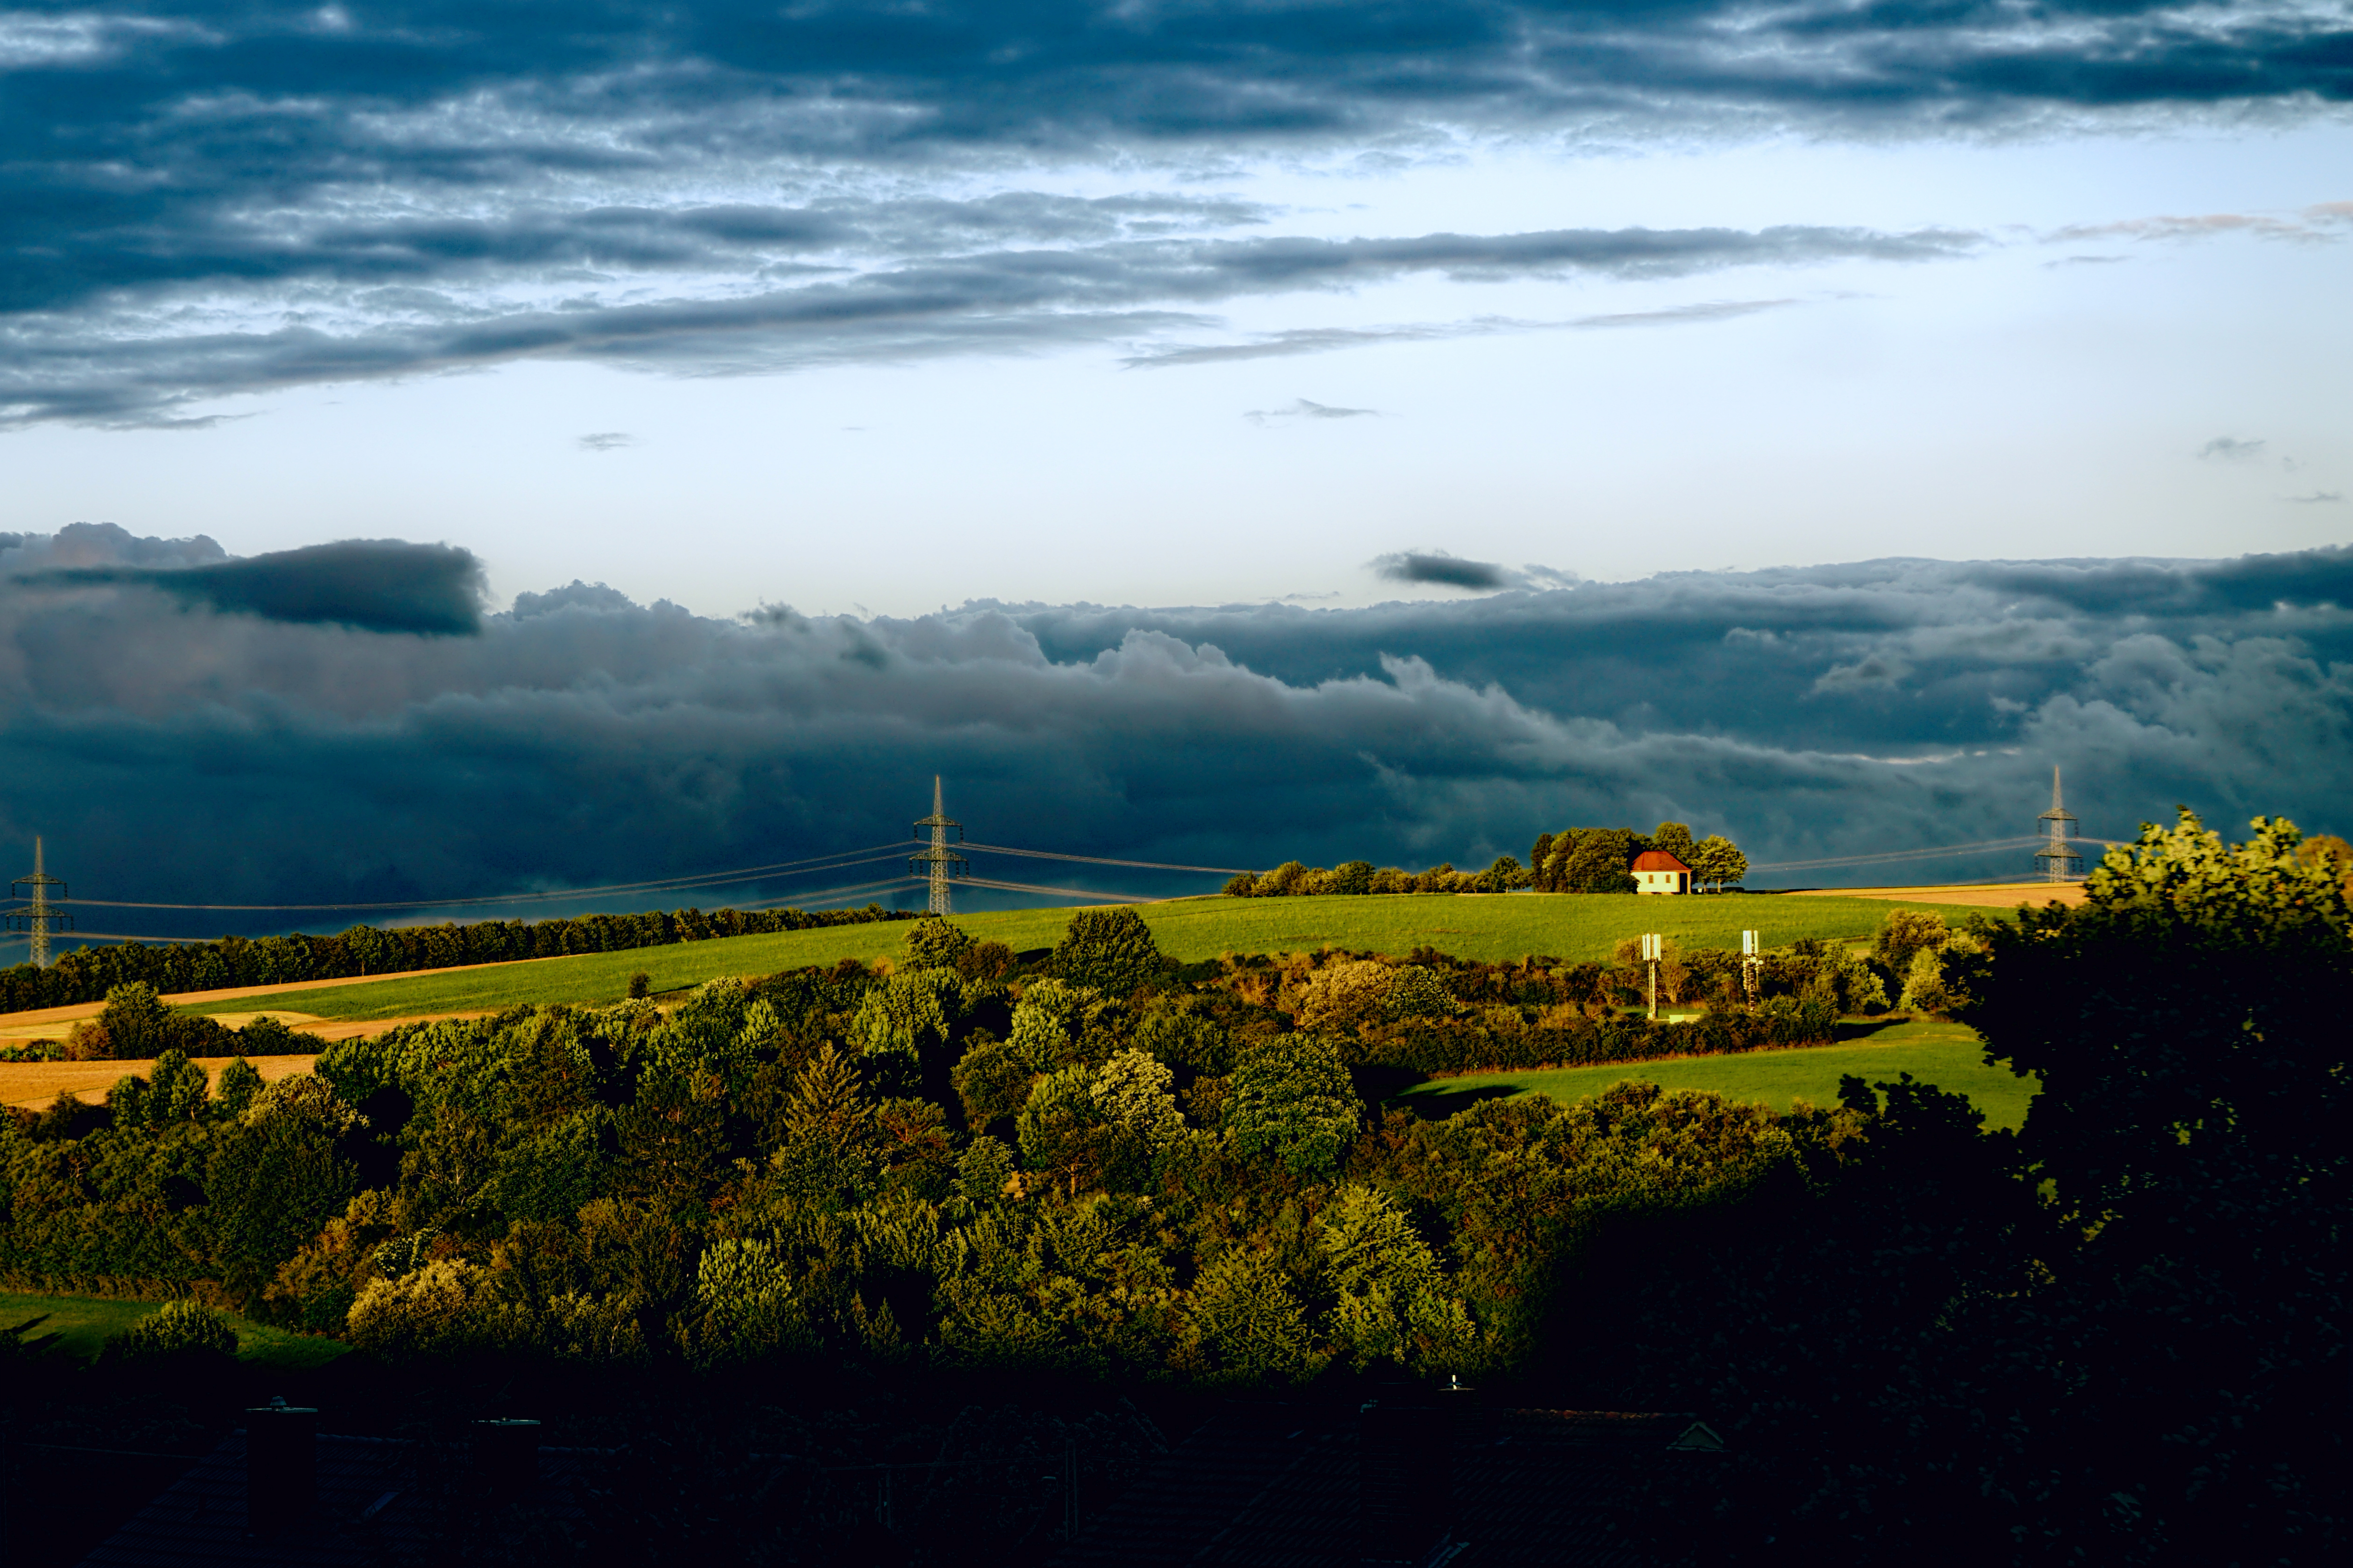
[1631,849,1691,895]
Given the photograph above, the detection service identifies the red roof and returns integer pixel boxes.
[1631,849,1691,872]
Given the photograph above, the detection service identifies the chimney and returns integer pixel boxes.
[473,1418,543,1505]
[245,1397,318,1537]
[1359,1394,1453,1565]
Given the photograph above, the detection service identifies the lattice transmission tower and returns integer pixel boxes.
[9,837,72,967]
[2034,767,2083,884]
[909,776,968,916]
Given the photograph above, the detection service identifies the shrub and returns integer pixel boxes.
[1901,947,1953,1014]
[1874,909,1951,974]
[99,1299,239,1366]
[1290,960,1395,1036]
[627,970,651,999]
[238,1014,304,1055]
[1387,965,1453,1020]
[243,1073,368,1133]
[346,1258,499,1359]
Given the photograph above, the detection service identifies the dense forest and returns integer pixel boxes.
[0,902,915,1014]
[1225,820,1749,897]
[1,812,2344,1565]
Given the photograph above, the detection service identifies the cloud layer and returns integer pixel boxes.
[1,526,2346,937]
[0,214,1980,427]
[2,0,2343,425]
[17,540,486,635]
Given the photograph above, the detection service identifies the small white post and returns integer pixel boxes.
[1741,930,1760,1004]
[1641,932,1663,1019]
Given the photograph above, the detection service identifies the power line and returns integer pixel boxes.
[61,845,912,914]
[963,842,1255,875]
[729,875,930,911]
[963,875,1159,904]
[1748,838,2043,872]
[2,930,229,945]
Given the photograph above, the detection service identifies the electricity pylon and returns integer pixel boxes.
[2034,766,2083,883]
[9,837,72,968]
[909,776,968,916]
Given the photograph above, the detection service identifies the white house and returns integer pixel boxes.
[1631,848,1691,894]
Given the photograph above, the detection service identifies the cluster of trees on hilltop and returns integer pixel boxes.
[0,903,915,1014]
[2,813,2340,1564]
[1529,821,1747,893]
[1221,821,1748,897]
[1221,857,1532,897]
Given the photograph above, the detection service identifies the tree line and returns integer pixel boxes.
[1222,821,1748,897]
[0,811,2340,1564]
[0,902,916,1014]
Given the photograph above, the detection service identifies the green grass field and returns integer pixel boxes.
[184,893,1995,1024]
[0,1290,348,1369]
[1392,1017,2038,1130]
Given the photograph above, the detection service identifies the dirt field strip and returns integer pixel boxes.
[1786,882,2085,909]
[1,1054,319,1110]
[0,1011,496,1106]
[0,954,572,1034]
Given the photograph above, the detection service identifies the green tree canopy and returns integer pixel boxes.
[1051,906,1168,995]
[97,981,172,1059]
[1561,829,1639,894]
[1651,821,1697,863]
[1222,1036,1361,1175]
[1687,834,1747,890]
[1873,908,1949,973]
[902,917,974,970]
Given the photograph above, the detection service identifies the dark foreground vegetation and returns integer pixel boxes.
[2,812,2344,1565]
[0,902,917,1015]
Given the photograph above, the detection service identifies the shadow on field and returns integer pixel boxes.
[1395,1082,1523,1120]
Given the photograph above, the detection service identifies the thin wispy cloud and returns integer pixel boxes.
[1126,297,1801,370]
[2201,437,2268,461]
[577,432,635,452]
[2051,203,2353,245]
[0,228,1960,428]
[1246,399,1379,425]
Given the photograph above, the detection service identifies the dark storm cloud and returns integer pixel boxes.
[4,528,2344,934]
[16,538,487,635]
[1369,553,1580,591]
[1373,553,1514,590]
[0,221,1976,426]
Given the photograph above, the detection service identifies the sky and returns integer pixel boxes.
[0,0,2348,939]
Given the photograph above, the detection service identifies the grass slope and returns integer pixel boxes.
[0,1290,348,1369]
[1393,1019,2037,1130]
[187,893,1996,1024]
